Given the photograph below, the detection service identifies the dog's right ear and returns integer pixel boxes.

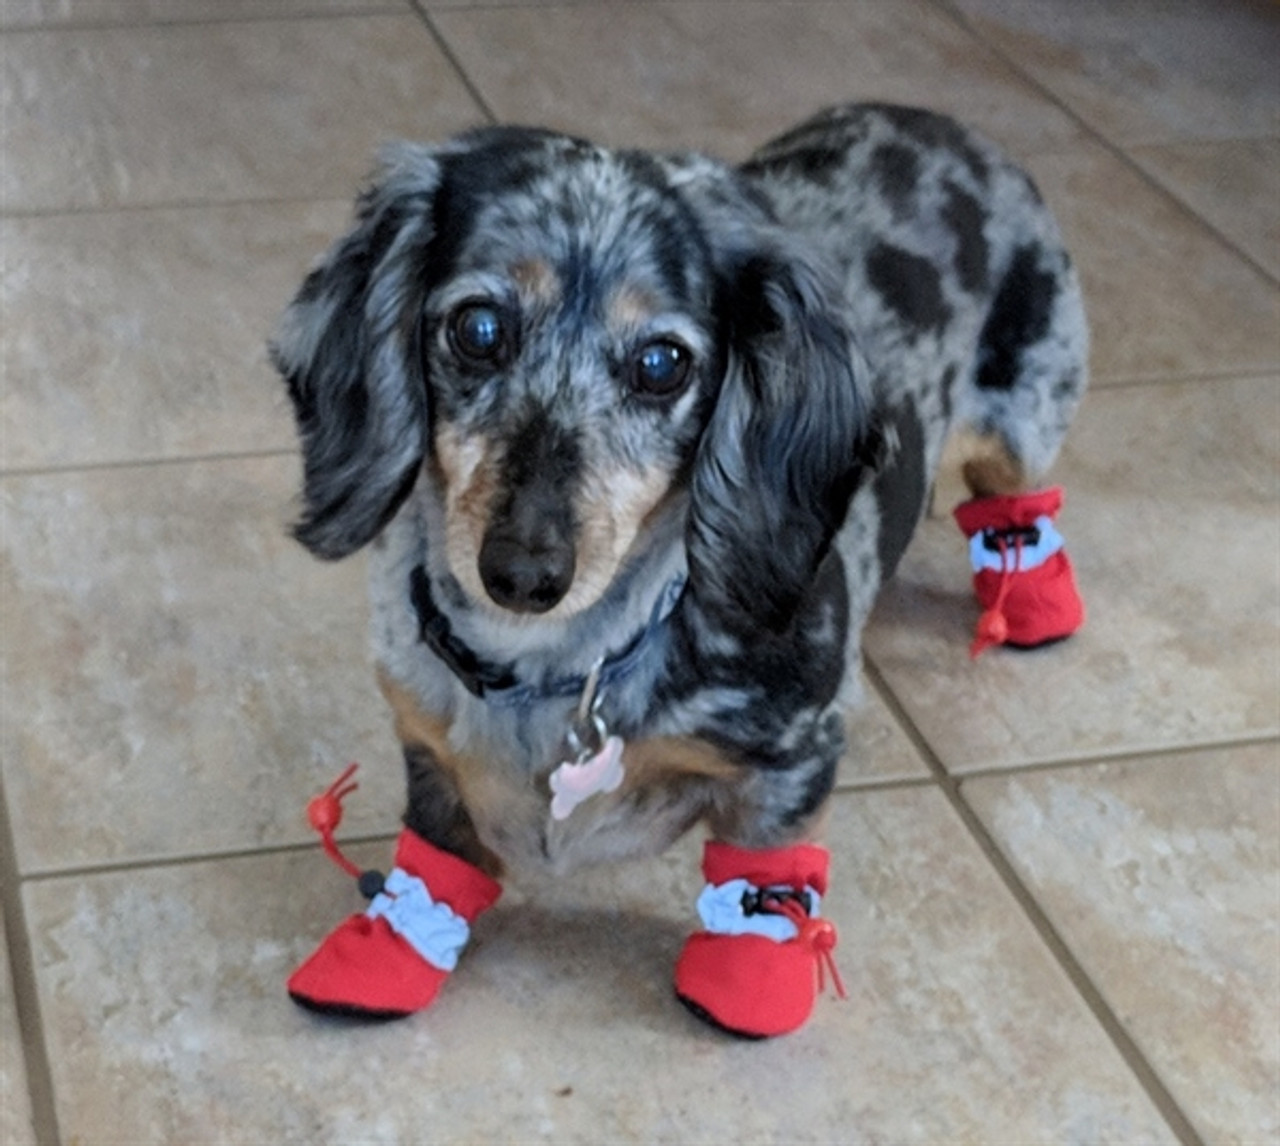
[269,144,443,560]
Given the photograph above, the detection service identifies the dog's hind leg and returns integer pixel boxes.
[950,229,1088,655]
[957,229,1089,497]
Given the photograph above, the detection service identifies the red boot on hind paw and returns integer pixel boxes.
[674,841,846,1039]
[288,827,501,1019]
[954,487,1084,658]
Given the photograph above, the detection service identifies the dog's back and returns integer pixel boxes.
[745,103,1087,498]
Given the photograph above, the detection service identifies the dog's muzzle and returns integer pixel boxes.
[478,522,576,613]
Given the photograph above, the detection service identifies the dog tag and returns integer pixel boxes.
[550,735,625,821]
[549,660,626,820]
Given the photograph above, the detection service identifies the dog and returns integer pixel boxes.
[271,103,1087,1033]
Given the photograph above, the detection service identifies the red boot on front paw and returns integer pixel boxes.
[288,828,502,1020]
[954,487,1085,658]
[674,841,846,1039]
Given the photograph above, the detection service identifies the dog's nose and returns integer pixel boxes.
[479,532,575,614]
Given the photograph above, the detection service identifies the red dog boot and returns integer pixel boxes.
[288,827,501,1018]
[953,487,1085,658]
[674,841,846,1039]
[287,767,501,1019]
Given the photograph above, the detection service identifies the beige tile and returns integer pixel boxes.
[866,374,1280,772]
[0,0,403,28]
[949,0,1280,146]
[837,674,931,787]
[1129,138,1280,282]
[1,201,352,471]
[27,789,1176,1144]
[433,0,1088,161]
[0,16,482,212]
[966,745,1280,1144]
[1,457,409,873]
[0,913,37,1146]
[1024,144,1280,383]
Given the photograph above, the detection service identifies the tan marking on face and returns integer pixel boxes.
[556,461,679,616]
[436,428,681,621]
[606,283,663,333]
[433,423,505,604]
[510,258,561,308]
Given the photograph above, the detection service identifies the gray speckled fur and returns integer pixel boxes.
[272,104,1087,875]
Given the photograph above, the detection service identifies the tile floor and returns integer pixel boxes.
[1,1,1277,1143]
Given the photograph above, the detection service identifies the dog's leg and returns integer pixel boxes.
[378,669,505,878]
[960,431,1029,499]
[403,743,504,879]
[282,672,506,1020]
[674,747,844,1038]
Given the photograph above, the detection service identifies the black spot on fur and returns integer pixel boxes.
[869,141,921,219]
[1052,366,1083,402]
[868,104,990,186]
[942,180,989,295]
[976,246,1060,391]
[865,242,951,336]
[745,107,872,168]
[873,399,928,581]
[939,362,958,423]
[742,144,847,185]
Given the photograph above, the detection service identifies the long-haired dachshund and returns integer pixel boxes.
[272,103,1087,1036]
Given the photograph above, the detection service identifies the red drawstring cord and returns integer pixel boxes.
[305,762,364,880]
[971,532,1025,659]
[765,895,848,1001]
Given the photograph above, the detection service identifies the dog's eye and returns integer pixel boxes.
[448,303,509,366]
[631,340,692,398]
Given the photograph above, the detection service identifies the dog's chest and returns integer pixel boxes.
[387,666,730,873]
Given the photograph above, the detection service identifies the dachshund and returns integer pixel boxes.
[271,103,1087,1030]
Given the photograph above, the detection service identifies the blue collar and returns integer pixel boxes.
[410,565,684,708]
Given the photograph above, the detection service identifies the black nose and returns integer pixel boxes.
[479,532,575,614]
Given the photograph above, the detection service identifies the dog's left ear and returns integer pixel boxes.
[688,242,874,633]
[269,144,442,560]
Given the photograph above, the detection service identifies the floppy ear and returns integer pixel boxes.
[269,144,443,560]
[688,244,873,633]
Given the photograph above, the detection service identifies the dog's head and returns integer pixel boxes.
[271,127,872,633]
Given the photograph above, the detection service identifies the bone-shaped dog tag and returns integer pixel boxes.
[549,734,625,820]
[549,659,625,820]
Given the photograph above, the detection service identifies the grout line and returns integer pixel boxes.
[928,0,1280,292]
[951,731,1280,784]
[835,772,937,795]
[410,2,499,127]
[862,656,1208,1146]
[0,447,298,481]
[0,770,62,1145]
[1093,367,1280,389]
[19,833,400,886]
[0,5,410,36]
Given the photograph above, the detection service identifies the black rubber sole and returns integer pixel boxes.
[288,991,410,1023]
[675,992,769,1041]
